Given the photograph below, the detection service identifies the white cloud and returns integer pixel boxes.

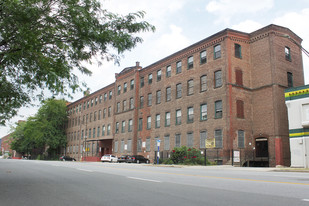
[206,0,274,24]
[102,0,188,26]
[152,25,191,60]
[231,20,263,33]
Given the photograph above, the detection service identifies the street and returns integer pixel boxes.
[0,159,309,206]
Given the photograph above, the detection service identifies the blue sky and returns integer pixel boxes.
[1,0,309,138]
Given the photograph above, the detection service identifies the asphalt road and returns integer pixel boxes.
[1,159,309,206]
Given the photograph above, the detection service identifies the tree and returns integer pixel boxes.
[0,0,155,125]
[10,99,68,158]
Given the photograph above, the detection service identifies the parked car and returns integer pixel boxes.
[101,154,118,163]
[127,155,149,164]
[117,155,130,163]
[60,156,76,161]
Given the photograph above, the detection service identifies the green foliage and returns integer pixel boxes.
[0,0,155,125]
[10,99,68,157]
[170,146,206,165]
[162,159,173,165]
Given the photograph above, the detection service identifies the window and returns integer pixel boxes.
[156,90,161,104]
[175,134,181,148]
[99,95,102,103]
[157,70,162,81]
[103,108,106,118]
[108,107,111,117]
[200,131,207,148]
[90,113,92,122]
[140,77,144,87]
[200,75,207,92]
[88,128,91,138]
[187,56,193,69]
[91,99,94,107]
[147,93,152,106]
[130,97,134,109]
[187,107,194,123]
[102,125,105,136]
[200,104,207,121]
[285,47,291,61]
[166,87,171,102]
[97,126,100,137]
[165,112,170,127]
[121,121,125,133]
[215,129,222,148]
[117,102,120,113]
[123,100,127,111]
[117,85,121,95]
[214,70,222,88]
[107,124,111,135]
[176,83,182,98]
[98,110,101,120]
[164,135,170,150]
[115,122,119,133]
[176,61,182,74]
[146,137,151,152]
[124,82,127,93]
[104,93,107,101]
[109,91,112,99]
[166,65,171,77]
[138,118,143,131]
[79,104,81,112]
[155,114,160,128]
[128,119,133,132]
[238,130,245,148]
[120,140,124,153]
[215,100,222,119]
[148,73,153,84]
[114,141,118,153]
[235,43,242,58]
[187,79,194,95]
[187,132,193,147]
[140,96,144,108]
[147,116,151,129]
[236,100,244,119]
[83,102,86,110]
[214,44,221,59]
[94,111,97,121]
[287,72,293,88]
[87,101,89,108]
[81,130,84,140]
[127,139,132,152]
[137,138,142,152]
[235,70,243,86]
[176,109,181,125]
[200,50,207,64]
[130,79,134,90]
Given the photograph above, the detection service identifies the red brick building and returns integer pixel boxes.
[66,24,304,166]
[1,134,21,159]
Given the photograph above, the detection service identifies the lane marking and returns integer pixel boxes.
[302,199,309,202]
[93,165,309,186]
[127,177,161,183]
[77,168,93,172]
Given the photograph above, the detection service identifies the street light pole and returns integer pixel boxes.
[283,34,309,58]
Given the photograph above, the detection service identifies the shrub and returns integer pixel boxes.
[170,146,205,165]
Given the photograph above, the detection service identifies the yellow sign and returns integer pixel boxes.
[205,138,216,149]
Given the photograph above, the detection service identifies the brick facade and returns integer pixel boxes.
[65,24,304,166]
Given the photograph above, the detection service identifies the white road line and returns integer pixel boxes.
[77,168,93,172]
[127,177,161,183]
[302,199,309,202]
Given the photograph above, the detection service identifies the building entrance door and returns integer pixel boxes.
[255,138,268,158]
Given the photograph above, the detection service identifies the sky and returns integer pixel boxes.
[1,0,309,138]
